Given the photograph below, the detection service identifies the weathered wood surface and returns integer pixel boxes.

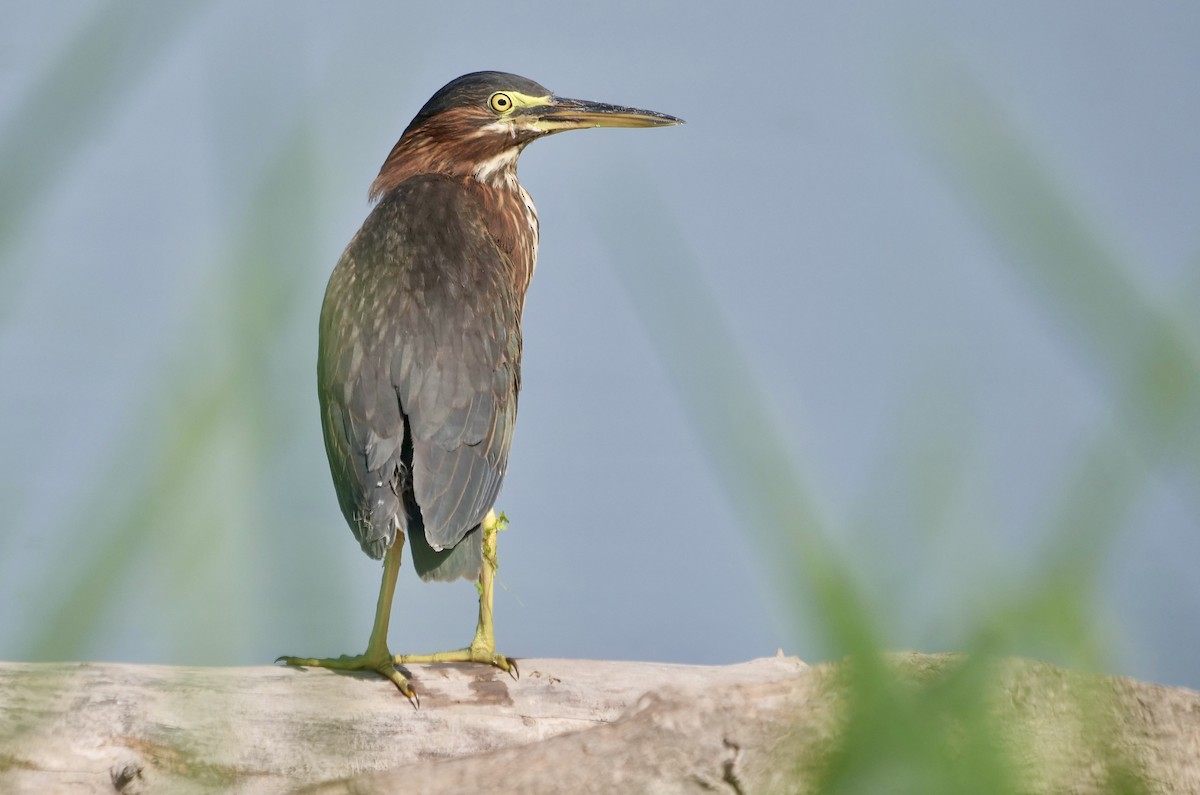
[3,654,1200,794]
[0,656,805,794]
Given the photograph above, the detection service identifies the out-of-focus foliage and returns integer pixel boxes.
[593,59,1196,791]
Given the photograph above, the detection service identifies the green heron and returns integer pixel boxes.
[277,72,681,702]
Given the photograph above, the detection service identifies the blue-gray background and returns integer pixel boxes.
[2,2,1197,689]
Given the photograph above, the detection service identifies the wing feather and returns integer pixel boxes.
[317,175,525,565]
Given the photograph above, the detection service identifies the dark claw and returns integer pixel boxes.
[507,658,520,681]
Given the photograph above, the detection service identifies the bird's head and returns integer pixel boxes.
[370,71,683,199]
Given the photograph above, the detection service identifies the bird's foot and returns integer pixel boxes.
[394,644,519,679]
[276,649,418,705]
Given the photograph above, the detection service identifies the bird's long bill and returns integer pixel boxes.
[531,97,684,132]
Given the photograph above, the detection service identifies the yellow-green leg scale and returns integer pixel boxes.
[276,533,417,703]
[395,510,517,676]
[276,510,515,705]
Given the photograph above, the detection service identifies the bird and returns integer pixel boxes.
[277,71,682,703]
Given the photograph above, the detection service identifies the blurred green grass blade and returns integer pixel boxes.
[910,64,1200,479]
[0,1,206,315]
[815,657,1021,795]
[24,373,231,659]
[589,184,880,661]
[908,56,1179,668]
[592,143,1148,789]
[890,63,1160,793]
[24,122,321,660]
[969,430,1142,670]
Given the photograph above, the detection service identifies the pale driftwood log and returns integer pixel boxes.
[0,656,803,794]
[2,654,1200,794]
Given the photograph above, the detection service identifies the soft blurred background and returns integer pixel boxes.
[2,0,1198,705]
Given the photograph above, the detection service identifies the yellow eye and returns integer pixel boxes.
[488,92,514,113]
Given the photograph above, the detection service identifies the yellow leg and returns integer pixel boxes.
[277,536,417,704]
[394,510,517,676]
